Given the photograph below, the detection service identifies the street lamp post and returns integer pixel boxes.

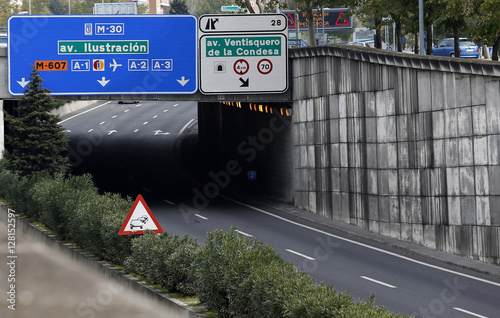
[419,0,425,54]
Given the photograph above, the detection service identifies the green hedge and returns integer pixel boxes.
[0,161,409,317]
[125,232,200,295]
[0,164,133,265]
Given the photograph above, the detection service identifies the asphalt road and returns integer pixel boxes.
[61,100,199,196]
[60,101,500,318]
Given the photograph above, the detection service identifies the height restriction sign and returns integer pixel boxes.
[199,14,288,94]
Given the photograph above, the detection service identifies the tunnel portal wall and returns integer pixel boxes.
[290,46,500,265]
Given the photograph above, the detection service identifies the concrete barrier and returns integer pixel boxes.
[0,203,208,318]
[289,46,500,265]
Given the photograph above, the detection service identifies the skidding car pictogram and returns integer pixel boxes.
[130,215,148,230]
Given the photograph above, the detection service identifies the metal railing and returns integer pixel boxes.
[0,27,7,44]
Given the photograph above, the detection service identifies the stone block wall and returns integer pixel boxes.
[290,46,500,265]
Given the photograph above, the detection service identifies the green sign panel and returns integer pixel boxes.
[205,36,282,57]
[58,40,149,54]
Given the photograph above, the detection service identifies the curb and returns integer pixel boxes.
[226,193,500,279]
[0,203,209,318]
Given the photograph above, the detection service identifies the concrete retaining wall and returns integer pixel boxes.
[0,203,208,318]
[290,46,500,265]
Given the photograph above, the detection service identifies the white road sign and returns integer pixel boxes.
[119,194,163,235]
[199,14,288,94]
[199,14,287,33]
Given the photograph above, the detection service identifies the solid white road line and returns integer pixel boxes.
[221,195,500,288]
[453,307,488,318]
[235,230,253,237]
[286,249,315,261]
[361,276,397,289]
[178,119,196,136]
[58,101,112,124]
[195,214,208,220]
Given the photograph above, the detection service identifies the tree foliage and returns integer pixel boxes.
[194,0,232,16]
[20,0,51,14]
[4,67,69,177]
[468,0,500,60]
[0,0,20,26]
[48,0,67,14]
[169,0,190,14]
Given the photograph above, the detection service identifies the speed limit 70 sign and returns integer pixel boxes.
[258,59,272,75]
[199,14,288,94]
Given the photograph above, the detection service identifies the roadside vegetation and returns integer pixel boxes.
[0,165,408,317]
[0,70,410,317]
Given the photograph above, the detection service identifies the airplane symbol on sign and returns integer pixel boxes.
[109,59,122,72]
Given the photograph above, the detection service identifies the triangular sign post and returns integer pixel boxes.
[286,14,296,28]
[335,12,349,26]
[119,194,163,235]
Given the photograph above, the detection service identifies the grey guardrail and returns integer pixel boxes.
[289,45,500,76]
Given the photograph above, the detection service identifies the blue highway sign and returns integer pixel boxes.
[8,15,198,95]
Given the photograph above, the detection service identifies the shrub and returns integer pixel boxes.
[69,191,132,265]
[195,228,409,318]
[31,173,96,239]
[0,164,40,218]
[125,232,200,295]
[194,228,284,318]
[159,234,200,295]
[232,259,317,317]
[98,193,134,265]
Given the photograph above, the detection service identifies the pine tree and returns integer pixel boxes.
[4,66,69,177]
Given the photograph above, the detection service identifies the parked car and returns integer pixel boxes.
[432,38,480,58]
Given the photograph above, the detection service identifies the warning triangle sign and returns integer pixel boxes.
[287,13,296,28]
[335,12,349,26]
[119,194,163,235]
